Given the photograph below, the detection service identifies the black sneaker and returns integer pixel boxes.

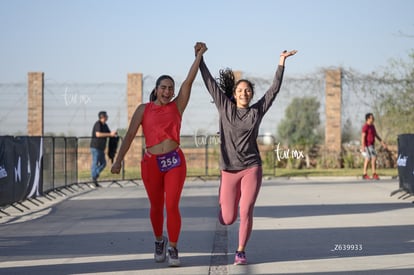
[168,246,180,267]
[154,236,168,262]
[92,178,102,187]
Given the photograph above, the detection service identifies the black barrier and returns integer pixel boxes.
[0,136,43,207]
[397,134,414,194]
[42,136,54,192]
[25,136,44,198]
[0,136,15,206]
[0,136,78,208]
[66,137,78,186]
[53,137,66,189]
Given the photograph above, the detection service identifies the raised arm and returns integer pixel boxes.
[256,50,297,115]
[198,52,230,110]
[279,50,297,66]
[174,43,207,115]
[111,104,145,174]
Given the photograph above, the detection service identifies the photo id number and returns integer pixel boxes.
[331,244,363,251]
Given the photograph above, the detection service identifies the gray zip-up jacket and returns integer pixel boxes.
[199,58,285,171]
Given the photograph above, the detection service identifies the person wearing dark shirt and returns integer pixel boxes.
[197,43,297,265]
[361,113,386,180]
[90,111,116,187]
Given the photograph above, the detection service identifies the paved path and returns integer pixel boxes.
[0,178,413,275]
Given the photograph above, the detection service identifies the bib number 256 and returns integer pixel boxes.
[156,151,181,172]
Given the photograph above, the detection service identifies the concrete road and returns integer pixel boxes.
[0,178,413,275]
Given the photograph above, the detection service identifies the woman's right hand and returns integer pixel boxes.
[111,161,122,174]
[194,42,208,57]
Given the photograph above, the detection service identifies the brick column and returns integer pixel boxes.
[27,72,44,136]
[325,69,342,154]
[127,73,143,124]
[125,73,143,178]
[233,71,243,82]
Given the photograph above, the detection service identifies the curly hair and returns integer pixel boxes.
[218,69,255,103]
[218,68,236,101]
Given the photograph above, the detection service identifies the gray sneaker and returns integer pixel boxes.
[168,246,180,267]
[154,236,168,262]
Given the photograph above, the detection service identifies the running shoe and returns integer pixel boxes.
[372,173,380,180]
[154,236,168,262]
[168,246,181,267]
[234,251,247,265]
[362,174,370,180]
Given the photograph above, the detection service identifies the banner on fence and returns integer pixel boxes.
[0,136,43,207]
[397,134,414,194]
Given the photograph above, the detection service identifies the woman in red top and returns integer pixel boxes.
[111,43,207,267]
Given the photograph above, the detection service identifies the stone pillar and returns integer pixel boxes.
[325,69,342,154]
[27,72,44,136]
[127,73,143,124]
[125,73,143,178]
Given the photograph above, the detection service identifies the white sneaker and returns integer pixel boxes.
[154,236,168,262]
[168,246,180,267]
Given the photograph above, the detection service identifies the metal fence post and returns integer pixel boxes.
[272,136,276,176]
[64,137,67,187]
[75,137,78,184]
[205,136,209,176]
[52,137,55,190]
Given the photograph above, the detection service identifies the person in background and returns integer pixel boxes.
[197,43,297,265]
[361,113,386,180]
[90,111,117,187]
[111,43,207,267]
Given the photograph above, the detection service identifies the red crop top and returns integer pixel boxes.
[141,101,182,148]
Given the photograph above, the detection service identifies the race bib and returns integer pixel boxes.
[156,150,181,172]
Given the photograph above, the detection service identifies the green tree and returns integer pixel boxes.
[373,50,414,142]
[277,96,321,168]
[342,118,358,144]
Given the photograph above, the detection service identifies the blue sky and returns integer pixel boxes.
[0,0,413,83]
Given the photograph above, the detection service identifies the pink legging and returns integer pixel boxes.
[141,148,187,243]
[219,166,262,249]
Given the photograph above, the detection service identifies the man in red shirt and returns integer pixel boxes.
[361,113,386,179]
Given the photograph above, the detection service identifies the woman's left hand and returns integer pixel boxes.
[280,50,298,58]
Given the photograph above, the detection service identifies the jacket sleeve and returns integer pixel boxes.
[254,65,285,115]
[199,57,230,111]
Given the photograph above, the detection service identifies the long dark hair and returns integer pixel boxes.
[149,75,175,101]
[218,69,255,103]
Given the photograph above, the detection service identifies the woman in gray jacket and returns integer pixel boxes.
[197,43,297,265]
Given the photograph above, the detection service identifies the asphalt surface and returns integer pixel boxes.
[0,177,413,275]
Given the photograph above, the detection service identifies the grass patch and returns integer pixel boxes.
[77,167,398,181]
[274,168,398,178]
